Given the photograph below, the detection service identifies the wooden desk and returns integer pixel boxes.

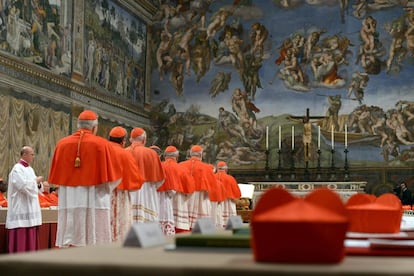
[0,239,414,275]
[0,208,58,253]
[0,208,58,224]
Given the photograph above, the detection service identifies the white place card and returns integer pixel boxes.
[238,184,255,199]
[346,231,408,239]
[123,222,166,248]
[369,238,414,249]
[192,217,216,234]
[225,215,244,230]
[401,215,414,231]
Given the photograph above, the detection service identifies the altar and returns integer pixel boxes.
[248,181,367,206]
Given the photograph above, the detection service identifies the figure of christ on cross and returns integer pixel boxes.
[289,108,326,162]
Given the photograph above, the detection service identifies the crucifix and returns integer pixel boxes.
[289,108,326,162]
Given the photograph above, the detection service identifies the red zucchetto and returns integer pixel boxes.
[78,110,98,120]
[217,161,227,169]
[131,127,145,138]
[165,146,178,153]
[190,145,203,152]
[109,126,127,138]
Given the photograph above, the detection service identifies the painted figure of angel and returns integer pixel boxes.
[156,26,173,80]
[347,71,369,104]
[209,71,231,98]
[250,22,268,58]
[206,8,232,39]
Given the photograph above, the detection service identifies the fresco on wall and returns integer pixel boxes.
[84,0,147,104]
[0,0,73,76]
[150,0,414,171]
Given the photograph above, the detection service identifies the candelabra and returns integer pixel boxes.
[290,149,296,180]
[344,148,349,181]
[304,160,310,181]
[277,149,283,180]
[316,148,322,180]
[304,143,310,181]
[330,148,336,181]
[265,149,270,171]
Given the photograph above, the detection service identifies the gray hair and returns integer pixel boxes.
[130,132,146,142]
[164,151,179,158]
[77,119,98,130]
[190,151,202,157]
[20,146,33,156]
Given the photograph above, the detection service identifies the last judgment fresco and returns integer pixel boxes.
[149,0,414,171]
[2,0,414,172]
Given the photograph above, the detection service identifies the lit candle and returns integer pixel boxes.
[345,124,348,149]
[331,125,334,150]
[266,126,269,150]
[292,126,295,150]
[278,125,281,149]
[318,125,321,149]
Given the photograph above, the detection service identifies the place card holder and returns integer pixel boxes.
[192,217,216,234]
[123,222,166,248]
[225,215,244,230]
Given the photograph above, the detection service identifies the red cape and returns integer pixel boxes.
[159,158,195,193]
[48,129,122,186]
[110,142,144,191]
[125,142,165,182]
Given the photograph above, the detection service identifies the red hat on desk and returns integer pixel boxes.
[250,187,349,264]
[346,193,402,233]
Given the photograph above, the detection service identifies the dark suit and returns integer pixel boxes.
[401,188,413,205]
